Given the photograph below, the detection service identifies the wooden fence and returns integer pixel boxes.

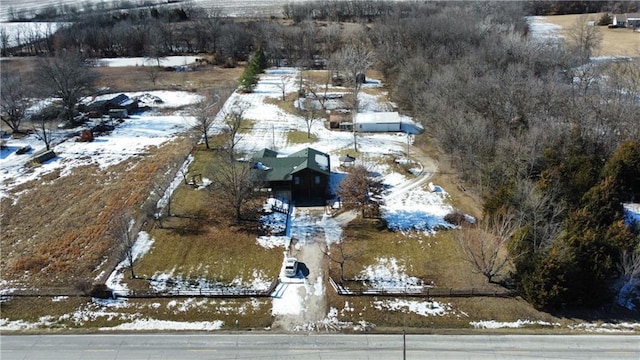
[122,277,281,299]
[329,277,515,298]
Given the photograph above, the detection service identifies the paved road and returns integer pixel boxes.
[2,333,639,359]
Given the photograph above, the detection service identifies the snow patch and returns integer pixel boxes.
[101,318,224,331]
[471,319,560,329]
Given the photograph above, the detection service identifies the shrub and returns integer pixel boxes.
[445,211,471,226]
[597,13,612,26]
[89,283,113,299]
[74,280,93,295]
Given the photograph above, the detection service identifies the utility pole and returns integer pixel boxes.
[403,329,406,360]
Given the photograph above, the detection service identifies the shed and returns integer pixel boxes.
[33,149,56,164]
[329,110,350,129]
[84,94,138,116]
[354,112,424,134]
[354,112,403,132]
[109,109,128,120]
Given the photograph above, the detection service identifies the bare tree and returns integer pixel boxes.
[331,33,375,151]
[145,181,171,228]
[1,72,30,133]
[567,14,603,62]
[618,249,640,281]
[30,106,60,151]
[275,75,291,102]
[336,165,384,218]
[514,180,565,253]
[456,207,522,284]
[188,91,225,150]
[319,22,343,57]
[144,23,169,85]
[222,100,248,155]
[298,97,319,139]
[0,27,10,56]
[35,50,98,124]
[110,210,137,279]
[210,151,260,221]
[321,240,361,281]
[304,71,333,112]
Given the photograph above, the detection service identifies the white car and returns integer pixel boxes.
[284,258,298,278]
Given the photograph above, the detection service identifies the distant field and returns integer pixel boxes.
[0,0,288,21]
[542,13,640,57]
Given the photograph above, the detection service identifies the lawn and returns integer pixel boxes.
[130,145,282,289]
[541,13,640,57]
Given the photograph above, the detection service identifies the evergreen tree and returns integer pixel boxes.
[251,47,268,72]
[602,140,640,202]
[238,49,268,93]
[238,62,259,93]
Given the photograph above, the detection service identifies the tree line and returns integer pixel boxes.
[369,2,639,310]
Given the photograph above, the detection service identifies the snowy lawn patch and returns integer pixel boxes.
[526,16,563,40]
[292,307,375,332]
[257,235,289,249]
[101,318,224,331]
[147,269,271,294]
[357,257,425,290]
[373,299,455,317]
[1,91,203,200]
[623,203,640,230]
[568,322,640,333]
[382,185,455,235]
[93,56,202,68]
[271,283,306,315]
[471,320,560,329]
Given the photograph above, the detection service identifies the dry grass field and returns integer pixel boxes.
[0,137,196,287]
[0,62,241,289]
[93,64,243,93]
[541,13,640,57]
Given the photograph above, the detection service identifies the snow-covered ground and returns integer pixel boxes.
[526,16,564,40]
[0,90,202,201]
[92,56,202,68]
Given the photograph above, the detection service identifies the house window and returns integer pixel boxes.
[294,176,300,185]
[314,176,321,185]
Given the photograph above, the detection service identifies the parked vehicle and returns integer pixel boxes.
[15,145,32,155]
[284,258,298,278]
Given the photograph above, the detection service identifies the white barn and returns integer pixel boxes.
[353,112,424,134]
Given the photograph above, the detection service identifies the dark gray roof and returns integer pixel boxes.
[252,148,330,182]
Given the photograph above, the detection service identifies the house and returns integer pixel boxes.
[353,112,425,134]
[612,13,640,28]
[251,147,331,205]
[83,94,138,117]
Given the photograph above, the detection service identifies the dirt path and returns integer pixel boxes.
[385,141,439,200]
